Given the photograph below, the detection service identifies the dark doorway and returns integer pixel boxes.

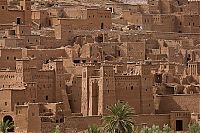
[16,18,21,25]
[101,23,104,29]
[176,120,183,131]
[49,20,51,26]
[3,115,14,132]
[155,73,162,83]
[109,7,113,12]
[118,50,121,56]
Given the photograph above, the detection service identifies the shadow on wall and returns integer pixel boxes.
[155,96,187,114]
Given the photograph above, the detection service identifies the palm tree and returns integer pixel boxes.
[103,101,135,133]
[88,125,101,133]
[0,120,14,133]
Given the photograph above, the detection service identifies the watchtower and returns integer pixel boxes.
[20,0,31,25]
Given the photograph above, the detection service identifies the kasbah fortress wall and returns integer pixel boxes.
[1,0,200,132]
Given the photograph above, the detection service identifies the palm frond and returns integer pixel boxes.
[102,101,135,133]
[0,120,14,133]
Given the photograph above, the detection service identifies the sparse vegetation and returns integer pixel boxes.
[189,122,200,133]
[140,124,173,133]
[88,125,101,133]
[54,125,61,133]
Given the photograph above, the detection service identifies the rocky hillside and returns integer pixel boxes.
[118,0,147,4]
[79,0,147,4]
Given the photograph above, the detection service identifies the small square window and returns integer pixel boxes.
[131,86,133,90]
